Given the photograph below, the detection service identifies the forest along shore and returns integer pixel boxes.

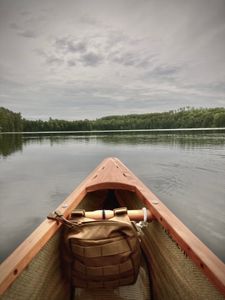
[1,106,225,132]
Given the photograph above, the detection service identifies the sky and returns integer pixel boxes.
[0,0,225,120]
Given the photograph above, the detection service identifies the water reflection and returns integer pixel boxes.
[0,134,23,157]
[1,130,225,158]
[0,131,225,263]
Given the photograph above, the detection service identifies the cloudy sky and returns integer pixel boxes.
[0,0,225,120]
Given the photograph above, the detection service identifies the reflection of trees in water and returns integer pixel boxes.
[1,131,225,157]
[98,132,225,148]
[22,134,95,146]
[0,134,23,157]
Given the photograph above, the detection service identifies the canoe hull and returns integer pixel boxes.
[0,158,225,299]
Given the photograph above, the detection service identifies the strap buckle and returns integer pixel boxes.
[47,210,63,220]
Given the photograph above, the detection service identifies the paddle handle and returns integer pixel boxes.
[81,209,153,221]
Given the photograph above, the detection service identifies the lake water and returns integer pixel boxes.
[0,130,225,263]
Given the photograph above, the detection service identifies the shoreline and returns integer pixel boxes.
[1,127,225,134]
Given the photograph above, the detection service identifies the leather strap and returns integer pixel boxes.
[47,210,80,229]
[71,209,85,217]
[113,207,127,216]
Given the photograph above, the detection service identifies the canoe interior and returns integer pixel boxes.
[1,189,223,300]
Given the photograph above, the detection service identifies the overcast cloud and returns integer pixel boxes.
[0,0,225,120]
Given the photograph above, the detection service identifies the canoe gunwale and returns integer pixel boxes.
[0,183,88,295]
[0,157,225,297]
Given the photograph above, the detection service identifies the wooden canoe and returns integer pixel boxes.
[0,157,225,299]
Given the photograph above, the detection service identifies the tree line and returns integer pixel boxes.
[0,107,23,132]
[0,106,225,132]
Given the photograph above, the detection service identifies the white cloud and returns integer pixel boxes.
[0,0,224,119]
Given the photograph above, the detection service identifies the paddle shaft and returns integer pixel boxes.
[80,209,153,221]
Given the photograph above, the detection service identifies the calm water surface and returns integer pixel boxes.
[0,131,225,262]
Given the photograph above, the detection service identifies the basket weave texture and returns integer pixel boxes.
[142,221,224,300]
[1,231,70,300]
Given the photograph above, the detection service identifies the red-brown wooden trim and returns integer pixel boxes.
[86,182,136,193]
[0,159,105,295]
[0,157,225,296]
[112,158,225,296]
